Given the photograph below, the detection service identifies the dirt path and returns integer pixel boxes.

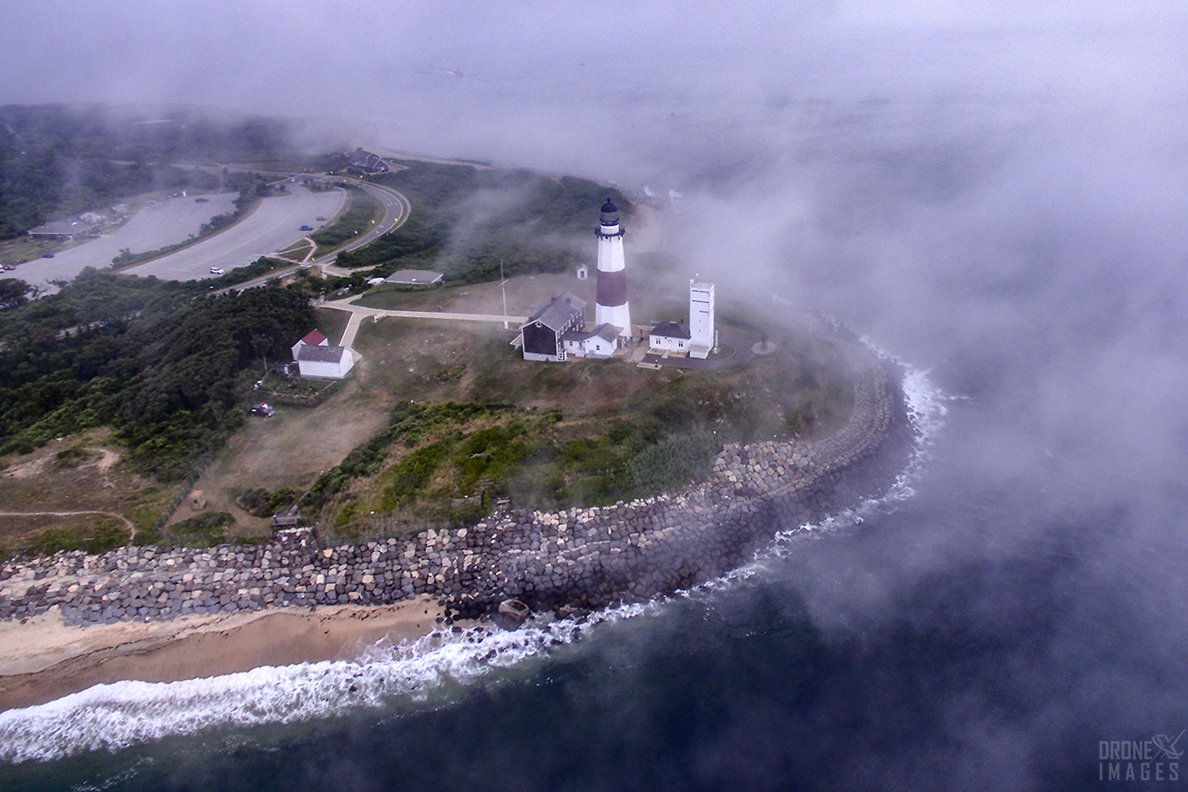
[87,448,120,473]
[0,511,136,542]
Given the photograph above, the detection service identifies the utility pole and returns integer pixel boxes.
[500,259,509,330]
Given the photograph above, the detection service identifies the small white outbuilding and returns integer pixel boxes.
[649,321,692,355]
[562,322,620,359]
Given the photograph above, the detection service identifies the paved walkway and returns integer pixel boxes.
[321,298,526,347]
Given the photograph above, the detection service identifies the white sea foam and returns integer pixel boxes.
[0,344,948,765]
[690,342,949,581]
[0,601,652,765]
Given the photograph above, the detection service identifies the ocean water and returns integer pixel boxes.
[2,331,1182,789]
[3,15,1187,790]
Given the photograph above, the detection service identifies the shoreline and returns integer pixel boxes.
[0,598,447,711]
[0,334,916,714]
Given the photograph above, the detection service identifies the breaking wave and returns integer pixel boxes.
[0,350,947,765]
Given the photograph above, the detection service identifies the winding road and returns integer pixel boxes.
[336,180,411,258]
[227,179,411,291]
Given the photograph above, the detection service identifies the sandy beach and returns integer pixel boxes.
[0,598,446,711]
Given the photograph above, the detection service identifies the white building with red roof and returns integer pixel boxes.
[290,329,355,379]
[290,329,328,360]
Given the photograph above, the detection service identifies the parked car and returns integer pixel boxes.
[248,402,275,417]
[299,224,314,231]
[209,266,224,275]
[1,264,14,271]
[42,252,55,259]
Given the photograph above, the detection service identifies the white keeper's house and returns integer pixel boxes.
[291,329,356,379]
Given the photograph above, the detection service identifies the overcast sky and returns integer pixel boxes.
[4,3,1185,170]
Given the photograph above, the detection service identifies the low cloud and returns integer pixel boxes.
[2,3,1185,786]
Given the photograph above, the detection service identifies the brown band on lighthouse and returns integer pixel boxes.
[596,268,628,306]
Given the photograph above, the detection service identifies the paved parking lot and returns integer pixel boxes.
[1,192,237,292]
[124,184,345,281]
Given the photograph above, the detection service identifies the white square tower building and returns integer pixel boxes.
[689,278,715,359]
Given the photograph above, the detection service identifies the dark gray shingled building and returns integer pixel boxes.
[520,292,587,362]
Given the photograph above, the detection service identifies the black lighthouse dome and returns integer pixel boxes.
[599,198,619,226]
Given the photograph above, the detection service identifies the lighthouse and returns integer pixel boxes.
[594,198,631,339]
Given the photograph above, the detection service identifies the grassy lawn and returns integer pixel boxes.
[0,513,130,557]
[353,271,599,316]
[0,430,175,558]
[311,187,382,255]
[178,347,402,540]
[312,307,352,345]
[277,239,313,261]
[296,309,855,542]
[352,316,683,410]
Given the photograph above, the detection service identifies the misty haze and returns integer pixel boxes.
[0,3,1185,790]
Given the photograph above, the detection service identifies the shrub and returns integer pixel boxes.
[238,487,300,517]
[162,511,234,547]
[626,431,721,494]
[25,517,128,557]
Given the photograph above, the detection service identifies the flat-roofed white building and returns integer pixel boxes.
[385,269,444,286]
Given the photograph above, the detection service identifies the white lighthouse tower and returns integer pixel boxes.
[594,198,631,339]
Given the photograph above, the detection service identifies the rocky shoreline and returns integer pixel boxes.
[0,343,916,630]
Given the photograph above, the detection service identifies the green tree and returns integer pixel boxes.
[0,279,33,309]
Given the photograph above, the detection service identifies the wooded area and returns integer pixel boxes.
[336,162,631,283]
[0,270,314,480]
